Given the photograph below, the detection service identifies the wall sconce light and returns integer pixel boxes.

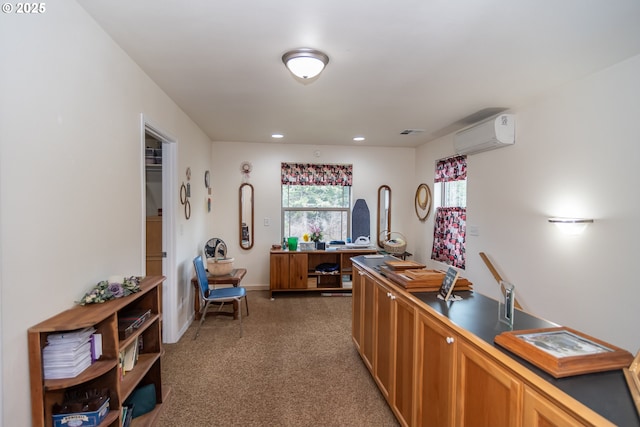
[548,217,594,235]
[282,48,329,79]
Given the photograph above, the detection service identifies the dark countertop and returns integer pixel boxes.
[353,255,640,427]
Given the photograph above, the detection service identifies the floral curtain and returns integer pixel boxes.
[434,155,467,182]
[431,207,466,269]
[281,163,352,186]
[431,155,467,269]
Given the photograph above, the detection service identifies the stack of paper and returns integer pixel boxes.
[43,327,96,379]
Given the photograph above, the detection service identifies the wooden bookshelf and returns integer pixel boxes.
[28,276,170,427]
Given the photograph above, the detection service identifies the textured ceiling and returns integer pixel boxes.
[78,0,640,147]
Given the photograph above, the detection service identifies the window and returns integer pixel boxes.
[431,156,467,269]
[281,163,352,241]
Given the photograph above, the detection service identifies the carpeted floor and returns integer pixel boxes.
[158,290,399,427]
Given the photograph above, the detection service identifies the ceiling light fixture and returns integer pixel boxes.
[271,133,284,139]
[282,48,329,79]
[353,136,365,142]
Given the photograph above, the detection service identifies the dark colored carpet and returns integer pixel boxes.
[159,291,399,427]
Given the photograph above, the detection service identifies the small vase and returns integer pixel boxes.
[315,241,326,250]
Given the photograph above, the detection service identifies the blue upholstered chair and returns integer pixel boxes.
[193,255,248,339]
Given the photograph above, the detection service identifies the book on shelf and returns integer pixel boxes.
[122,340,139,373]
[90,333,102,362]
[122,403,134,427]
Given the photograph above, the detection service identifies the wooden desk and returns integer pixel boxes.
[192,268,247,320]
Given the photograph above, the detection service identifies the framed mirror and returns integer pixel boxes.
[239,183,254,250]
[377,185,392,248]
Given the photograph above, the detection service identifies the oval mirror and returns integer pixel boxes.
[377,185,392,248]
[239,183,254,250]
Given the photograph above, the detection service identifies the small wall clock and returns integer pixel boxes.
[240,161,252,182]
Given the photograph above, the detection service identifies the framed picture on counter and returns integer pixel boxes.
[437,267,459,301]
[495,327,634,378]
[623,351,640,416]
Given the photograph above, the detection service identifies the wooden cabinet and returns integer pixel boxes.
[354,265,414,427]
[352,257,623,427]
[28,276,169,427]
[415,311,456,427]
[523,387,583,427]
[289,253,308,289]
[269,253,306,290]
[455,338,522,427]
[361,271,376,372]
[269,249,376,298]
[269,253,289,290]
[391,290,415,427]
[373,281,393,400]
[351,268,364,353]
[417,312,522,427]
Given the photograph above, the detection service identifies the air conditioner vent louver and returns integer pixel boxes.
[454,114,515,155]
[400,129,425,135]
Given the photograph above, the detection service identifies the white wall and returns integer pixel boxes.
[0,2,211,425]
[413,55,640,354]
[208,142,416,289]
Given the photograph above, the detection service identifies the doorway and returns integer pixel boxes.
[142,115,178,343]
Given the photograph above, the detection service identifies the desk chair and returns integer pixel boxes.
[193,255,249,339]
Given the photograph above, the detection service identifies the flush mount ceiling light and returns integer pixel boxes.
[282,48,329,79]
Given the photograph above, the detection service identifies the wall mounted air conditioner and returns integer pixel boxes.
[454,114,515,155]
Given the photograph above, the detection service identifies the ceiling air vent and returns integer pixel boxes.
[400,129,425,135]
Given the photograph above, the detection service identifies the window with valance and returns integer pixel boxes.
[281,163,352,186]
[281,163,352,241]
[431,156,467,269]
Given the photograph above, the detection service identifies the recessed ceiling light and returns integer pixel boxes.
[353,136,365,142]
[272,134,284,139]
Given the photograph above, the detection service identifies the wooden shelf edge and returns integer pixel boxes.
[130,385,172,427]
[100,409,120,426]
[44,359,117,391]
[28,276,166,332]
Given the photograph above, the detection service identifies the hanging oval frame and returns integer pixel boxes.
[415,183,432,221]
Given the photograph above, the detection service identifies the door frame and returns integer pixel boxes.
[141,114,179,343]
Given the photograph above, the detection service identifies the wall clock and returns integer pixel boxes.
[240,161,252,174]
[415,183,432,221]
[240,161,252,182]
